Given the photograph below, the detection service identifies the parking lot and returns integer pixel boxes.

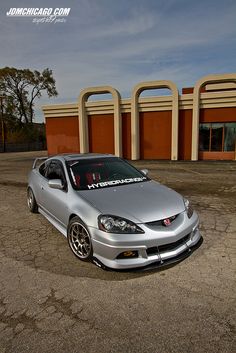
[0,151,235,353]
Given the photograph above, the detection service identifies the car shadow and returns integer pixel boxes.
[1,215,202,282]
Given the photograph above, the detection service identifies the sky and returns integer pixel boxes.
[0,0,236,122]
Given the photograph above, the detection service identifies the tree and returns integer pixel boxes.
[0,67,58,123]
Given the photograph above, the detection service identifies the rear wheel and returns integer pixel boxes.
[27,187,38,213]
[67,217,93,261]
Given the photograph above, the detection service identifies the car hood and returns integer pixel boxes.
[79,181,185,223]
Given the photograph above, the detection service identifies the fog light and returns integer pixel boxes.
[117,251,138,259]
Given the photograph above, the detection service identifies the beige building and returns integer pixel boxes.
[43,73,236,160]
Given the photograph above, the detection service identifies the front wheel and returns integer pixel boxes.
[67,217,93,261]
[27,187,38,213]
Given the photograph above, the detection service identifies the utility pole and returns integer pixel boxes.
[0,95,6,152]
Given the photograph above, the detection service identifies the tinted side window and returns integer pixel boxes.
[39,162,47,177]
[47,162,58,180]
[46,161,67,190]
[47,162,62,179]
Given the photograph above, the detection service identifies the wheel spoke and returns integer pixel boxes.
[28,191,32,206]
[69,221,92,259]
[84,244,90,252]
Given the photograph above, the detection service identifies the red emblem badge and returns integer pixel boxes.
[163,218,171,226]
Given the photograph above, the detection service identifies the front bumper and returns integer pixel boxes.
[89,211,202,270]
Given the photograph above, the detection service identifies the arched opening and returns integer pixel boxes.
[78,86,122,157]
[191,73,236,160]
[131,81,179,160]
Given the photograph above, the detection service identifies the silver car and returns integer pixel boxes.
[27,154,202,270]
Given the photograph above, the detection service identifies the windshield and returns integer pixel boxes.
[66,157,149,190]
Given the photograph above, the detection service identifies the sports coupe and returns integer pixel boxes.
[27,154,202,270]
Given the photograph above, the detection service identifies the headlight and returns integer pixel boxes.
[98,215,144,234]
[184,198,193,218]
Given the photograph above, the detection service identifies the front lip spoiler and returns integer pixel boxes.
[93,236,203,272]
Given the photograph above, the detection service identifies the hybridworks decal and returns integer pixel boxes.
[87,177,147,189]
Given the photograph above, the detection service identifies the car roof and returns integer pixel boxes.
[47,153,116,162]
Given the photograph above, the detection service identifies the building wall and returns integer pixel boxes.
[139,111,171,159]
[45,116,80,155]
[88,114,114,154]
[200,107,236,123]
[178,110,192,160]
[122,112,131,159]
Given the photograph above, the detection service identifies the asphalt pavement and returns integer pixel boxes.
[0,151,235,353]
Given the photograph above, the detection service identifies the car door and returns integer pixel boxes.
[40,160,69,228]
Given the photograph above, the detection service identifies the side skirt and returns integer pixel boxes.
[38,206,67,237]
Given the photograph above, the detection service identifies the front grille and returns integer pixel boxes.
[146,214,179,228]
[146,233,190,256]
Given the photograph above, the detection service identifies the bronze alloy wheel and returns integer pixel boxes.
[68,218,93,261]
[27,187,38,213]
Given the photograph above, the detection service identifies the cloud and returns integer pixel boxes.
[84,11,157,39]
[0,0,236,122]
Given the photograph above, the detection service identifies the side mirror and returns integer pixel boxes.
[48,179,64,190]
[140,168,149,176]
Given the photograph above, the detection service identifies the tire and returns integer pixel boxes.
[67,217,93,261]
[27,187,38,213]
